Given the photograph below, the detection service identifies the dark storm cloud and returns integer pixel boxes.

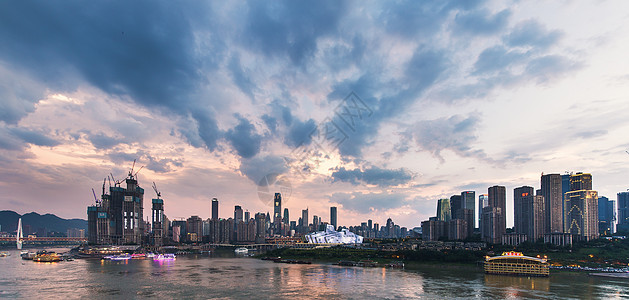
[331,166,414,187]
[225,115,262,159]
[8,127,60,147]
[504,20,563,50]
[243,0,346,64]
[329,48,449,157]
[228,55,256,99]
[453,9,511,35]
[328,192,407,214]
[0,1,202,111]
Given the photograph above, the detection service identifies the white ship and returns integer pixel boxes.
[305,225,363,244]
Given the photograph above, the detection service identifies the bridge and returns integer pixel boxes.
[0,237,87,247]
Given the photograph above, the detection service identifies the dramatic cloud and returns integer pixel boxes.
[225,115,262,159]
[239,155,288,185]
[403,114,487,163]
[331,167,414,187]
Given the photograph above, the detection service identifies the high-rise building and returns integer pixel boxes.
[514,186,545,241]
[461,191,475,227]
[245,211,251,222]
[186,216,203,242]
[255,213,266,243]
[514,186,534,234]
[282,208,289,225]
[212,198,219,220]
[561,174,571,227]
[598,196,615,236]
[449,195,462,219]
[541,173,563,233]
[478,194,489,228]
[234,206,243,223]
[330,207,338,230]
[488,185,506,240]
[88,171,145,245]
[436,199,451,222]
[618,192,629,232]
[274,193,282,221]
[481,206,501,244]
[565,190,598,240]
[301,209,309,233]
[151,198,164,246]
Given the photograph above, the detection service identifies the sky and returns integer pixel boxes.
[1,0,629,229]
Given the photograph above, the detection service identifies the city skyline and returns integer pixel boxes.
[2,1,629,229]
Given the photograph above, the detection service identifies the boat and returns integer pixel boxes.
[21,251,36,260]
[153,253,176,261]
[146,253,155,258]
[335,260,357,266]
[131,253,146,259]
[484,251,549,277]
[0,252,10,257]
[33,251,62,263]
[357,259,378,267]
[103,254,132,261]
[387,261,405,269]
[234,247,249,254]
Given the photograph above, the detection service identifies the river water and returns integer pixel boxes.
[0,249,628,299]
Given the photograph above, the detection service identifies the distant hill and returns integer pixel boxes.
[0,210,87,234]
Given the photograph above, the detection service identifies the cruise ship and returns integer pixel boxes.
[484,251,549,277]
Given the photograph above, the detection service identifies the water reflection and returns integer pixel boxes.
[1,249,628,299]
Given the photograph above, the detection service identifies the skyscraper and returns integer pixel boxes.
[461,191,475,227]
[565,190,598,240]
[478,194,488,228]
[330,206,337,230]
[212,198,219,220]
[274,193,282,223]
[618,192,629,232]
[449,195,462,219]
[234,206,243,223]
[151,198,164,246]
[598,196,615,235]
[514,186,545,241]
[541,173,563,233]
[283,208,289,225]
[488,185,506,240]
[301,208,309,233]
[436,199,451,222]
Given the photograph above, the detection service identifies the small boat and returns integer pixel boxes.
[153,253,176,261]
[146,253,155,258]
[0,252,10,257]
[357,259,378,267]
[21,251,36,260]
[234,247,248,254]
[335,260,357,266]
[387,261,405,269]
[131,253,146,259]
[33,251,61,263]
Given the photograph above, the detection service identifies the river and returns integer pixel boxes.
[0,249,627,299]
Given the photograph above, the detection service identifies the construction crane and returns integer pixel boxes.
[152,182,161,199]
[110,173,122,187]
[107,175,112,189]
[91,188,100,205]
[101,178,106,197]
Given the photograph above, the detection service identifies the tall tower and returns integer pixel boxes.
[151,182,164,247]
[478,194,488,229]
[234,206,243,223]
[541,173,563,233]
[330,206,337,230]
[488,185,506,241]
[564,172,598,240]
[212,198,219,220]
[436,199,451,222]
[514,186,545,241]
[301,208,309,233]
[273,193,282,222]
[283,208,289,225]
[618,192,629,232]
[449,195,462,219]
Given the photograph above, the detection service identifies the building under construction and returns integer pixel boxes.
[88,162,149,245]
